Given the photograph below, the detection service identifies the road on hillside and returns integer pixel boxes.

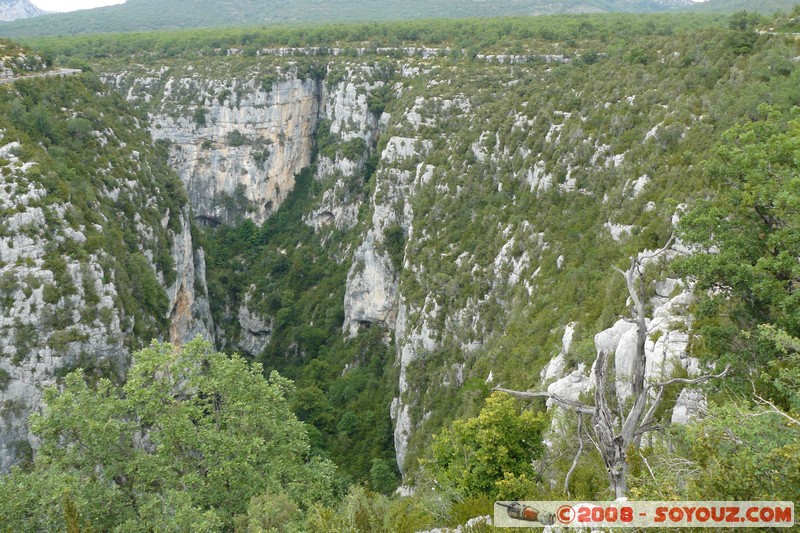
[0,68,82,84]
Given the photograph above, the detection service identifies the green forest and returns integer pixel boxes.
[0,0,797,38]
[0,5,799,532]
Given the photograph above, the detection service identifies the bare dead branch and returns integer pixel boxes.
[611,264,627,277]
[492,387,594,415]
[752,386,800,428]
[647,364,731,391]
[500,238,726,499]
[639,450,656,481]
[634,423,662,437]
[639,235,676,262]
[638,387,665,432]
[534,448,572,484]
[564,412,585,495]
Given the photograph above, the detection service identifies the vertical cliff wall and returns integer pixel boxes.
[0,76,214,471]
[106,69,323,226]
[105,59,392,356]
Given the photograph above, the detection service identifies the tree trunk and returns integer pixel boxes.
[593,350,631,498]
[608,439,628,499]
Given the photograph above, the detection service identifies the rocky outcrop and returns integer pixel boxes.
[343,135,425,336]
[106,73,323,225]
[236,287,273,356]
[0,111,213,471]
[671,388,707,424]
[307,69,383,232]
[543,268,701,426]
[166,210,214,346]
[0,39,46,78]
[541,323,576,383]
[0,0,43,22]
[105,63,396,361]
[339,133,437,471]
[0,140,125,470]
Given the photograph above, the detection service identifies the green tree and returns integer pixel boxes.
[423,392,547,498]
[383,224,406,273]
[677,106,800,375]
[683,399,800,503]
[672,105,800,503]
[0,338,335,531]
[307,485,393,533]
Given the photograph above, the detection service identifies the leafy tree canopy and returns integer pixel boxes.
[423,392,548,498]
[667,104,800,505]
[0,338,336,531]
[677,105,800,378]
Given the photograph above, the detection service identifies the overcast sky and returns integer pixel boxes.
[34,0,125,12]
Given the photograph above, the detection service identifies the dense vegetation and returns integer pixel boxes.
[200,166,400,490]
[631,106,800,504]
[21,12,723,66]
[0,73,185,348]
[0,0,796,38]
[0,339,336,531]
[1,7,800,531]
[0,38,48,75]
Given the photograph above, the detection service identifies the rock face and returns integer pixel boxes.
[671,387,707,424]
[0,85,213,471]
[0,0,43,22]
[541,323,576,383]
[106,73,323,226]
[0,39,46,79]
[307,68,382,232]
[237,287,273,356]
[0,144,126,469]
[542,262,701,429]
[97,43,733,478]
[106,63,390,357]
[166,211,215,346]
[343,136,425,337]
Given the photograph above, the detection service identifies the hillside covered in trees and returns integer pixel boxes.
[0,6,799,531]
[0,0,798,38]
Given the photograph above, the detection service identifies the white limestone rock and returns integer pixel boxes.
[0,134,213,471]
[343,230,398,336]
[541,323,577,382]
[671,388,707,424]
[605,221,635,242]
[166,209,215,346]
[106,74,322,225]
[546,365,592,408]
[306,71,384,232]
[0,1,43,23]
[236,289,273,357]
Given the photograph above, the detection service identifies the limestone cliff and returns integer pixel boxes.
[93,31,788,480]
[0,77,213,471]
[166,209,215,346]
[307,65,383,233]
[106,70,323,226]
[104,60,394,357]
[0,138,125,469]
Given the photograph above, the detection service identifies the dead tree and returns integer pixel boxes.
[495,241,730,498]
